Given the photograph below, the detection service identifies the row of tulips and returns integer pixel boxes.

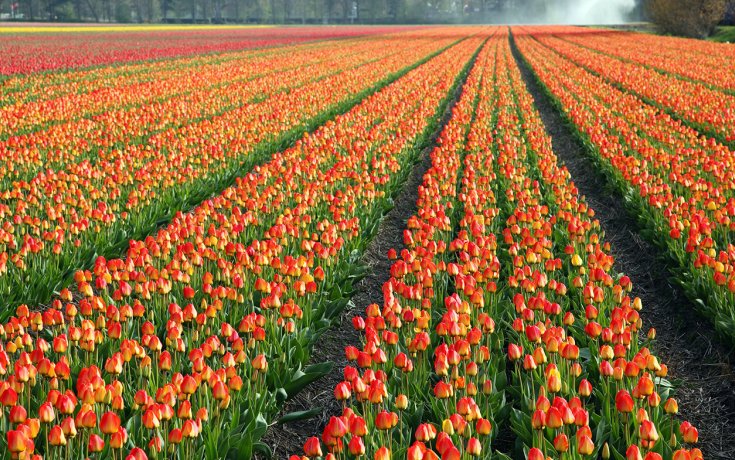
[1,37,374,108]
[545,28,735,93]
[0,25,412,76]
[0,34,417,142]
[513,29,735,343]
[521,27,735,143]
[498,34,698,460]
[294,31,701,460]
[1,37,404,184]
[0,29,488,460]
[0,30,462,312]
[294,31,507,460]
[292,34,502,459]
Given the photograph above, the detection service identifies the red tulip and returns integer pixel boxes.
[88,434,105,452]
[374,446,391,460]
[100,411,121,435]
[303,437,322,458]
[615,390,634,413]
[48,425,67,446]
[528,447,544,460]
[348,436,365,456]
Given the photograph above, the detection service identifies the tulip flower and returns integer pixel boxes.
[100,411,121,435]
[554,433,569,452]
[374,446,391,460]
[616,390,635,413]
[48,425,67,446]
[304,437,322,458]
[348,436,365,456]
[528,447,545,460]
[88,433,105,452]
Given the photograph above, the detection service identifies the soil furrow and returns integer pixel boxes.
[509,31,735,460]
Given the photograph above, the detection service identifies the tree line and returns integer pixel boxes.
[1,0,527,23]
[1,0,733,38]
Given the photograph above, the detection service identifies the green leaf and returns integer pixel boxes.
[278,408,324,425]
[283,361,334,399]
[252,442,273,459]
[275,387,288,403]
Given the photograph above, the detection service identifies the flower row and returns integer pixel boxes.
[0,30,458,312]
[0,36,405,142]
[294,30,701,460]
[0,25,412,76]
[0,30,487,460]
[295,31,506,460]
[542,27,735,93]
[500,32,696,460]
[514,28,735,344]
[523,27,735,143]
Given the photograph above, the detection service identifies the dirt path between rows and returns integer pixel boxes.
[510,32,735,460]
[260,52,475,459]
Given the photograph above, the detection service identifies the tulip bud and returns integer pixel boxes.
[578,435,594,455]
[664,398,679,414]
[348,436,365,456]
[466,437,482,456]
[681,423,699,444]
[100,411,121,435]
[615,390,634,413]
[528,447,544,460]
[375,446,391,460]
[442,418,454,435]
[626,445,643,460]
[578,379,592,397]
[553,433,569,452]
[49,425,67,446]
[169,428,183,445]
[334,382,351,401]
[602,442,610,459]
[88,433,104,452]
[395,394,408,410]
[476,418,492,436]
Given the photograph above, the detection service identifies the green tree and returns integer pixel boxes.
[647,0,729,37]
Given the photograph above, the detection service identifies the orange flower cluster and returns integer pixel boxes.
[294,30,701,460]
[0,26,414,75]
[515,28,735,344]
[524,27,735,142]
[1,39,388,152]
[553,28,735,92]
[0,30,459,310]
[293,30,502,460]
[501,33,697,460]
[0,28,486,460]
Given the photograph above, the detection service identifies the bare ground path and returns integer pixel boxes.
[509,31,735,460]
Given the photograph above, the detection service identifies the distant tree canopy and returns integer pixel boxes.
[0,0,642,24]
[0,0,498,23]
[646,0,732,37]
[12,0,732,34]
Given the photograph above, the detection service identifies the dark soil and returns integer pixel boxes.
[260,60,472,459]
[510,33,735,459]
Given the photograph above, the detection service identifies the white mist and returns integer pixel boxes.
[544,0,637,24]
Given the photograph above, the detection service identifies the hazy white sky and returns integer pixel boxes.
[549,0,637,24]
[495,0,637,24]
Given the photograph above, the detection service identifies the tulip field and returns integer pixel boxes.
[0,22,733,460]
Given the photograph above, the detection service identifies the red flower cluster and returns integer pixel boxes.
[0,25,416,75]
